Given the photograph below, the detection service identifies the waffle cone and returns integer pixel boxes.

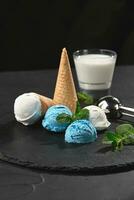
[33,93,55,114]
[53,48,77,112]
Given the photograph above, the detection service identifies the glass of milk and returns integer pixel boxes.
[73,49,117,99]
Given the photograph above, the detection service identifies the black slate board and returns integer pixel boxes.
[0,120,134,174]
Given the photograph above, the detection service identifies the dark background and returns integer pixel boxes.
[0,0,134,70]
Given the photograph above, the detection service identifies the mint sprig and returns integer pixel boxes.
[56,101,89,124]
[56,113,73,123]
[77,92,94,105]
[102,123,134,151]
[75,101,81,114]
[72,108,89,121]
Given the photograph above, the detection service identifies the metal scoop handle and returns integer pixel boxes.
[120,105,134,118]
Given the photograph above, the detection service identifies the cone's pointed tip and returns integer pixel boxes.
[62,47,67,51]
[60,48,68,61]
[62,47,68,55]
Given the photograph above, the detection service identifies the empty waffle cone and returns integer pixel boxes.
[33,93,55,114]
[53,48,77,113]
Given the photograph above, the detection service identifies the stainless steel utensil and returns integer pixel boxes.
[97,95,134,119]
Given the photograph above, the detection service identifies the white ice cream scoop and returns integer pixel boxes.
[84,105,111,130]
[14,93,54,125]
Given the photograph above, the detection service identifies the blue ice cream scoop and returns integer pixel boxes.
[42,105,72,132]
[65,119,97,144]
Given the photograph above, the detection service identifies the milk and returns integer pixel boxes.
[74,54,116,90]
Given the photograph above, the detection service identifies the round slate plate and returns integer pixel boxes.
[0,120,134,174]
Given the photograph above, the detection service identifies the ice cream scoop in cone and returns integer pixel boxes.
[14,92,54,125]
[53,48,77,113]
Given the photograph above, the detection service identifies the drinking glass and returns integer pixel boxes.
[73,49,117,99]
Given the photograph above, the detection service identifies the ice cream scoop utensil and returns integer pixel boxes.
[97,95,134,119]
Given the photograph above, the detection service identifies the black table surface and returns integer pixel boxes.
[0,66,134,200]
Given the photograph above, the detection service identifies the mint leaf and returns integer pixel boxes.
[102,123,134,151]
[73,108,89,121]
[106,131,118,141]
[102,131,124,151]
[116,124,134,145]
[123,136,134,145]
[112,139,123,151]
[102,134,113,145]
[116,124,134,136]
[56,113,72,123]
[75,101,81,114]
[56,101,90,125]
[77,92,94,105]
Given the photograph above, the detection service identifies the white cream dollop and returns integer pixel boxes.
[14,93,42,125]
[84,105,111,130]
